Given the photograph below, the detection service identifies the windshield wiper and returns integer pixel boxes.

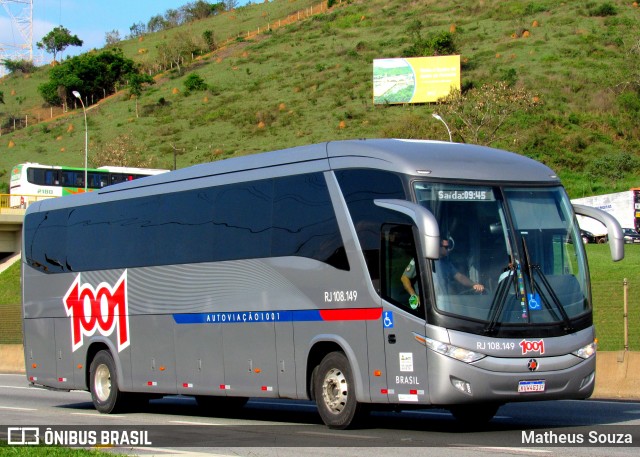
[484,264,516,335]
[521,236,573,333]
[531,265,573,332]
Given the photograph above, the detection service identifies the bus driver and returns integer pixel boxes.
[401,238,485,309]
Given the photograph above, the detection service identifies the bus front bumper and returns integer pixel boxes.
[426,350,596,405]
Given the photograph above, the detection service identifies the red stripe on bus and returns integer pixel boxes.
[319,308,382,321]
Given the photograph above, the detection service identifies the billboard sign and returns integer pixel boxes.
[373,55,460,104]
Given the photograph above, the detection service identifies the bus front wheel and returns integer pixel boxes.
[314,351,367,429]
[89,350,127,414]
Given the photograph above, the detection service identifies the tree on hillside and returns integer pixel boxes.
[128,72,155,118]
[128,22,146,38]
[225,0,238,10]
[164,8,182,28]
[182,1,215,21]
[0,90,4,104]
[37,26,83,62]
[143,2,226,35]
[437,82,540,145]
[38,49,146,107]
[147,15,167,33]
[92,133,156,168]
[105,30,121,47]
[211,2,226,15]
[157,31,202,74]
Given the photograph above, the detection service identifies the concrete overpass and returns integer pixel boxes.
[0,194,54,259]
[0,207,23,258]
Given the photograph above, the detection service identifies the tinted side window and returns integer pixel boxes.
[27,168,60,186]
[212,181,273,262]
[25,211,68,273]
[66,181,273,270]
[273,174,348,270]
[26,173,346,272]
[61,170,84,188]
[335,169,407,284]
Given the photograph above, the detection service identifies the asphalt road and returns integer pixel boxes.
[1,373,639,456]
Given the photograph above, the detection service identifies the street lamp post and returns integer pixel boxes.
[72,90,88,192]
[432,113,452,143]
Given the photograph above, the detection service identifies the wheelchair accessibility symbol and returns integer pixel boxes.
[527,293,542,311]
[383,311,394,328]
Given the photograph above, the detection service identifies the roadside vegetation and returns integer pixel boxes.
[0,0,638,197]
[0,441,117,456]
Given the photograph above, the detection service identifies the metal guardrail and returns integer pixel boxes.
[0,194,54,214]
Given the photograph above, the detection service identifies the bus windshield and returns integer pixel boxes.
[413,182,589,327]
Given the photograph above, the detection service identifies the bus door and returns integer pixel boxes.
[380,224,429,404]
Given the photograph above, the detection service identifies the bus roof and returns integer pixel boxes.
[26,139,561,212]
[116,139,558,188]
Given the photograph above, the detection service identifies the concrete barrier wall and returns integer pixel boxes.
[0,344,24,374]
[1,345,637,400]
[593,351,640,399]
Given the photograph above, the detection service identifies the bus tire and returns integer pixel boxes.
[89,350,127,414]
[314,351,366,429]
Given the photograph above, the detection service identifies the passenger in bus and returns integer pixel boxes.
[401,238,484,308]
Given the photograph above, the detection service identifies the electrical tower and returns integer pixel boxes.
[0,0,33,76]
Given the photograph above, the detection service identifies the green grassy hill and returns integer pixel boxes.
[1,0,639,197]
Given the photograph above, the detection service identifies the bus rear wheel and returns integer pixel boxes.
[314,351,367,429]
[90,350,128,414]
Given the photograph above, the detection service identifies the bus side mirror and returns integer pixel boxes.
[573,203,624,262]
[374,199,440,259]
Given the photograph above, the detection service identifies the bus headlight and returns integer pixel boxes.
[572,341,596,359]
[425,337,486,363]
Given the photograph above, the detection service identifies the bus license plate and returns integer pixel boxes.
[518,380,545,393]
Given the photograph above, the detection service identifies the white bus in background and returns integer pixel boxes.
[22,139,624,429]
[9,163,168,207]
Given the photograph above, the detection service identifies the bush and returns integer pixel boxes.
[203,30,216,51]
[586,148,639,185]
[617,92,640,114]
[588,2,617,17]
[500,68,518,87]
[1,58,36,74]
[403,28,458,57]
[183,73,208,92]
[380,113,434,139]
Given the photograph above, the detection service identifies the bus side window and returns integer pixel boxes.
[381,224,424,318]
[44,171,57,186]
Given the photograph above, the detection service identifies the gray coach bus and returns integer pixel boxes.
[22,139,624,429]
